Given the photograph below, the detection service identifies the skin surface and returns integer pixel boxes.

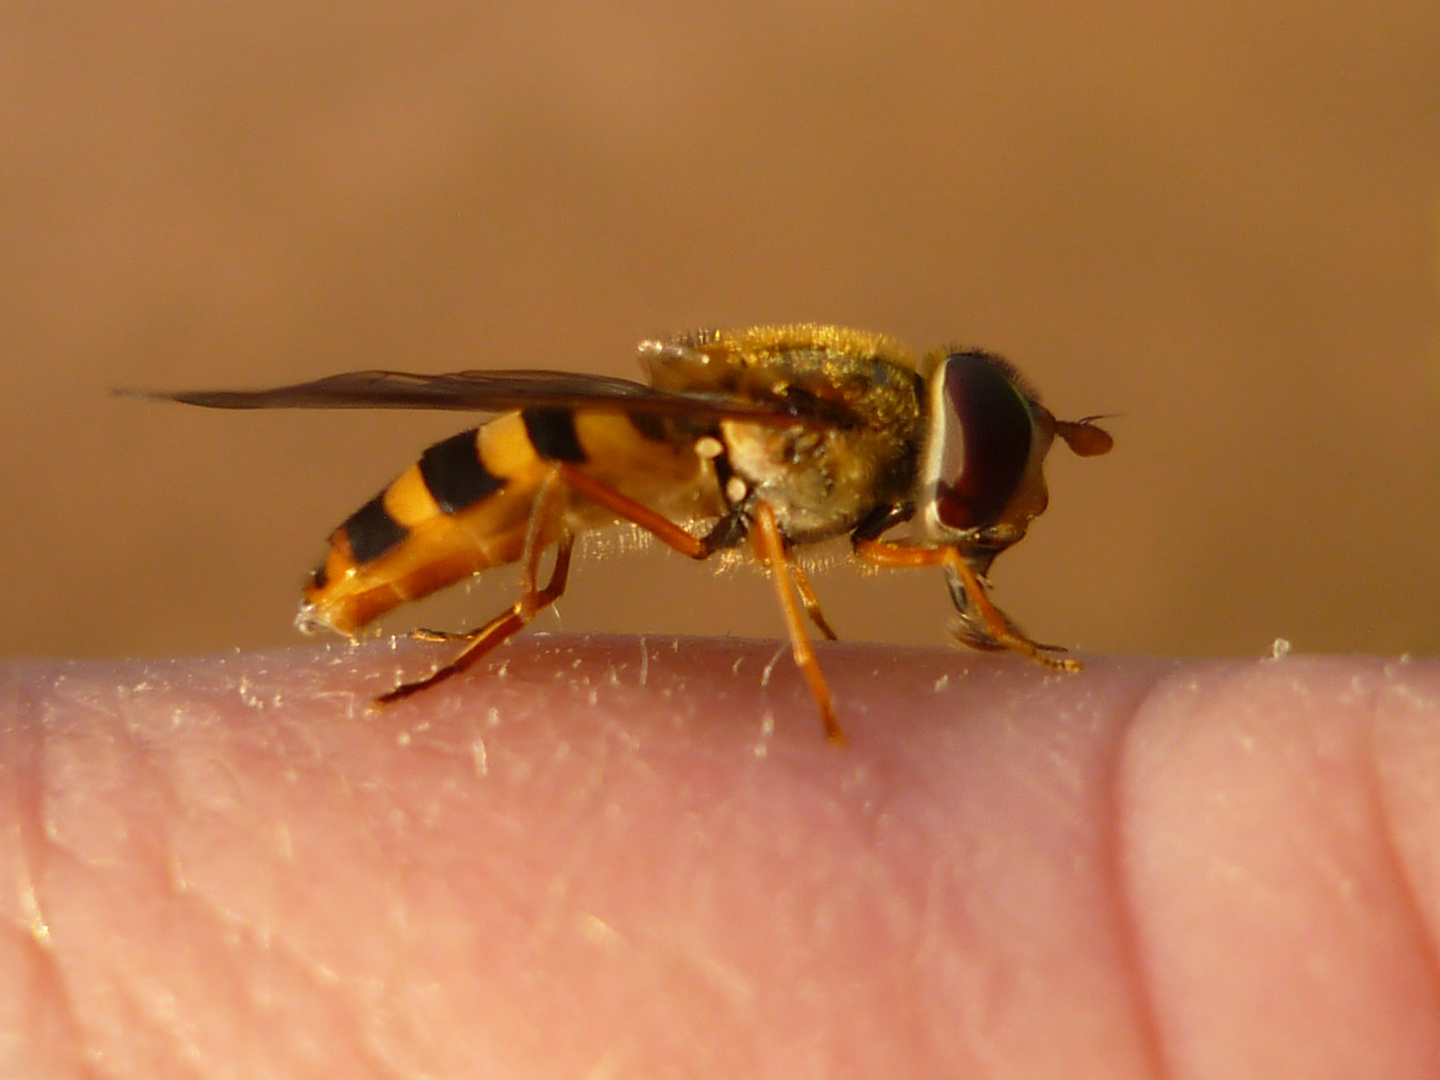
[2,637,1439,1079]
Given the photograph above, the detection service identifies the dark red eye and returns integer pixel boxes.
[925,351,1036,531]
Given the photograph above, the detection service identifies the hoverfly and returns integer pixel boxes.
[134,324,1111,742]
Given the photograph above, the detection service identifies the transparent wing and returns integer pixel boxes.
[119,369,831,426]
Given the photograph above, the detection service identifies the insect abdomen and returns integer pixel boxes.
[298,408,709,636]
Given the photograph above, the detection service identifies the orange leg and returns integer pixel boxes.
[376,468,574,706]
[408,628,478,643]
[752,502,846,744]
[789,561,839,641]
[555,462,710,559]
[382,464,725,706]
[558,469,848,735]
[854,538,1081,673]
[406,465,709,645]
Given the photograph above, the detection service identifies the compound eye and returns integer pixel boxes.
[925,351,1036,531]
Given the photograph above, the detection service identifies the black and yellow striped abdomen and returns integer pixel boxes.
[298,408,717,635]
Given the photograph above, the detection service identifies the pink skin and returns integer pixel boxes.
[3,639,1440,1078]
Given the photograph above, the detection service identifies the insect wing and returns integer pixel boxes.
[121,369,826,427]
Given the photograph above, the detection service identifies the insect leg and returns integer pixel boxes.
[853,539,1081,672]
[556,470,849,715]
[553,462,711,558]
[375,468,574,706]
[943,551,1080,672]
[752,502,845,744]
[788,562,840,641]
[409,628,475,643]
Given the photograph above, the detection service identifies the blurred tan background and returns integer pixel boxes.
[3,2,1437,661]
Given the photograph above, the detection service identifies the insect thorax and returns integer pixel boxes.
[646,327,927,545]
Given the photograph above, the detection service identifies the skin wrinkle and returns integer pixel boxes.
[604,649,935,1070]
[1367,669,1440,1023]
[170,833,394,1061]
[1113,661,1223,1080]
[69,669,383,1076]
[389,697,668,1061]
[1103,660,1183,1080]
[575,735,787,1031]
[4,668,105,1079]
[1311,659,1440,1066]
[847,657,1162,1073]
[1124,659,1440,1078]
[61,678,251,1075]
[154,697,447,1078]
